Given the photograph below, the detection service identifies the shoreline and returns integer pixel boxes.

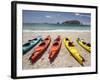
[23,30,90,33]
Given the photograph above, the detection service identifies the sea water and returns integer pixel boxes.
[23,23,90,31]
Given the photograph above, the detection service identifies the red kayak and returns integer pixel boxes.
[48,35,62,62]
[29,35,51,64]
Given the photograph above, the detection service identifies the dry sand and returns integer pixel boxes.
[22,31,91,70]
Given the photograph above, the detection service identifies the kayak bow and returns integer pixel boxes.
[23,36,42,54]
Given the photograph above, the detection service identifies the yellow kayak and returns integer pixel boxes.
[64,37,85,65]
[76,38,91,53]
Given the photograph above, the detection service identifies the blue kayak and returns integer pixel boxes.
[23,36,42,54]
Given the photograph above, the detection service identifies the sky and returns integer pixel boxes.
[23,10,91,25]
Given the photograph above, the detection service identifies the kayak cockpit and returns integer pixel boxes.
[33,38,37,40]
[23,42,30,46]
[87,43,91,47]
[82,41,86,45]
[39,42,46,46]
[28,38,37,42]
[68,42,74,47]
[53,42,59,46]
[82,41,91,47]
[65,38,69,41]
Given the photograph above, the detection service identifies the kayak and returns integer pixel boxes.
[23,36,42,55]
[76,38,91,53]
[29,35,51,64]
[64,37,85,65]
[48,35,62,62]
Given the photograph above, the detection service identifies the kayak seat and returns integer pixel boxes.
[34,42,46,51]
[33,38,37,40]
[39,42,46,46]
[45,38,49,40]
[53,42,59,46]
[28,38,37,42]
[23,42,30,46]
[68,42,74,47]
[56,37,60,41]
[82,41,86,45]
[87,43,91,47]
[65,38,69,41]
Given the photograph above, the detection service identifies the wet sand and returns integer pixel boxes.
[22,31,91,69]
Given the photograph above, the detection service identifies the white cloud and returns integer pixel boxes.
[75,13,90,18]
[75,13,80,16]
[45,15,51,18]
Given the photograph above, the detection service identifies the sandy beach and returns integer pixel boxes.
[22,31,91,70]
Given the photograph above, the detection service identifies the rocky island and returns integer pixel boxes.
[62,20,82,25]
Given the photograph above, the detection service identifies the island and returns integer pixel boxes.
[62,20,82,25]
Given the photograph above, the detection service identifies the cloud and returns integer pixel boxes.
[45,15,51,18]
[75,13,80,16]
[75,13,90,18]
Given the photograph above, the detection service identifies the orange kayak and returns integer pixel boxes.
[48,35,62,62]
[29,35,51,64]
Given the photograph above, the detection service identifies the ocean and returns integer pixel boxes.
[23,23,90,31]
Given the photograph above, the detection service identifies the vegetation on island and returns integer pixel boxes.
[62,20,82,25]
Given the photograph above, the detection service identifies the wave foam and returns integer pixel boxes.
[23,29,90,32]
